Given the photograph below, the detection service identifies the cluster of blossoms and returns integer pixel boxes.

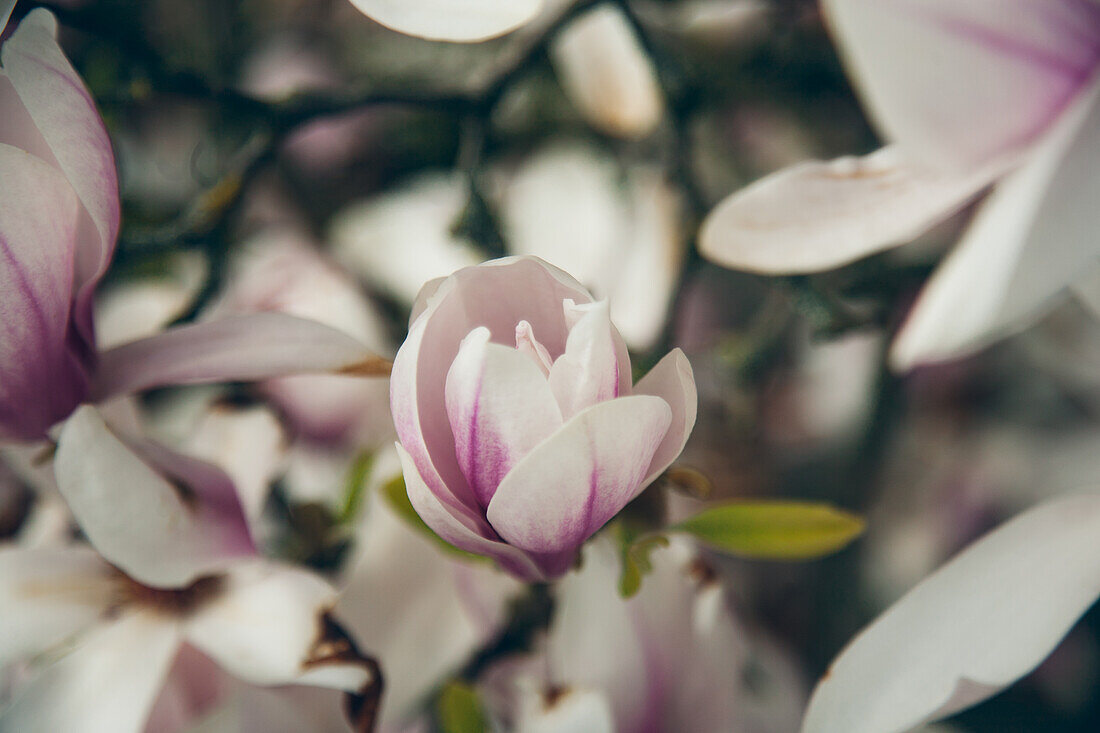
[7,0,1100,731]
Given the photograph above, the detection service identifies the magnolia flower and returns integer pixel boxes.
[0,9,384,444]
[207,230,395,447]
[802,494,1100,733]
[700,0,1100,369]
[483,538,805,732]
[0,407,379,732]
[391,257,696,580]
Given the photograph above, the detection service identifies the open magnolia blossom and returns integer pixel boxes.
[0,9,385,444]
[206,229,395,447]
[700,0,1100,369]
[391,257,697,580]
[483,538,805,732]
[803,494,1100,733]
[0,407,380,733]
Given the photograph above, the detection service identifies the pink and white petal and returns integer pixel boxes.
[54,407,254,589]
[3,9,120,332]
[632,348,697,487]
[891,76,1100,370]
[552,5,664,139]
[183,560,373,691]
[347,0,543,42]
[802,495,1100,733]
[486,395,671,555]
[0,143,86,442]
[0,546,115,668]
[391,257,594,515]
[822,0,1100,168]
[548,301,622,420]
[409,276,449,325]
[699,146,1003,274]
[447,327,563,506]
[398,444,545,581]
[0,612,181,733]
[91,313,382,401]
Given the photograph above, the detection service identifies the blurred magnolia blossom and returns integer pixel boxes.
[207,229,395,447]
[331,143,685,351]
[482,538,805,732]
[391,257,696,580]
[802,494,1100,733]
[0,9,387,446]
[701,0,1100,370]
[0,407,379,733]
[135,396,521,732]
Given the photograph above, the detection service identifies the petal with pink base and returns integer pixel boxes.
[54,407,255,589]
[446,327,563,507]
[398,445,545,581]
[487,395,671,555]
[0,144,86,441]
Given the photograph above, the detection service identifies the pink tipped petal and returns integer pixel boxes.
[632,349,698,487]
[549,301,623,420]
[891,76,1100,370]
[184,561,373,691]
[802,495,1100,733]
[397,444,545,581]
[54,407,255,589]
[822,0,1100,168]
[699,146,1003,274]
[3,8,120,333]
[446,327,563,507]
[0,547,115,669]
[487,395,671,555]
[91,312,381,401]
[0,144,87,441]
[392,257,594,515]
[346,0,543,42]
[0,612,181,733]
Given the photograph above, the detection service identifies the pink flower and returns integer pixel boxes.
[0,10,382,443]
[390,257,697,580]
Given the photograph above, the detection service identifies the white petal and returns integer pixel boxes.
[329,174,484,305]
[551,6,664,139]
[54,406,254,588]
[891,75,1100,369]
[486,395,671,554]
[0,612,181,733]
[184,560,374,692]
[822,0,1100,167]
[337,486,520,725]
[446,327,563,506]
[0,546,114,669]
[802,495,1100,733]
[347,0,543,42]
[699,146,1002,274]
[91,312,383,401]
[548,301,622,420]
